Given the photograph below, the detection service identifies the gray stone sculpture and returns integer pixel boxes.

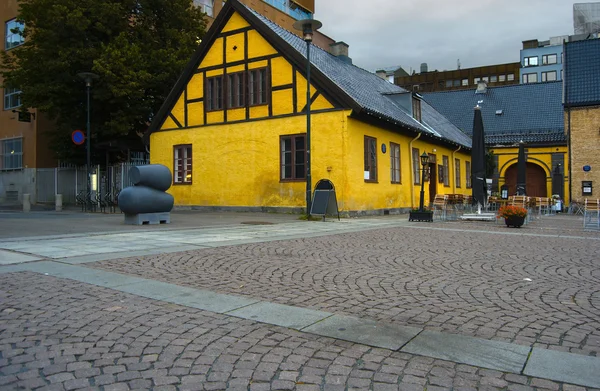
[119,164,175,225]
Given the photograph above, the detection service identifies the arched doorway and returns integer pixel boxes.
[504,163,547,197]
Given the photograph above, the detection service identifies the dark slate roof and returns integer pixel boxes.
[564,38,600,106]
[242,4,471,148]
[422,82,566,145]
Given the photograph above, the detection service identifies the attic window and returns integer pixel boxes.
[496,110,503,116]
[412,96,422,122]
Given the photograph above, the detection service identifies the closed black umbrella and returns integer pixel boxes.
[516,142,526,196]
[471,106,487,210]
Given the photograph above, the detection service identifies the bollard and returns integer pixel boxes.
[23,193,31,213]
[55,194,63,212]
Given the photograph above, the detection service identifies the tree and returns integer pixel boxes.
[1,0,206,163]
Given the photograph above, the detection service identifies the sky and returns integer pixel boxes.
[313,0,577,73]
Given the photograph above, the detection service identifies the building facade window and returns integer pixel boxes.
[280,134,306,181]
[248,68,269,106]
[390,142,400,184]
[507,74,515,81]
[466,161,472,188]
[4,87,22,110]
[412,147,420,185]
[462,79,469,86]
[0,137,23,170]
[490,75,497,83]
[523,73,538,84]
[455,158,461,188]
[5,19,24,50]
[542,54,558,65]
[499,74,506,82]
[193,0,214,17]
[440,155,449,186]
[412,97,421,122]
[227,72,245,108]
[523,56,538,67]
[364,136,377,182]
[205,76,223,111]
[541,70,557,82]
[173,145,192,184]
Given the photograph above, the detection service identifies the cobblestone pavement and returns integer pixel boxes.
[2,272,598,391]
[91,216,600,357]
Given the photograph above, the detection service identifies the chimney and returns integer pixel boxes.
[375,70,387,80]
[329,41,352,64]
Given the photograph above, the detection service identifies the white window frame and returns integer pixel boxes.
[4,87,22,110]
[524,56,538,67]
[0,137,23,170]
[193,0,214,17]
[5,19,24,50]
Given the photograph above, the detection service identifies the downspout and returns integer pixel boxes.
[451,145,462,193]
[409,132,422,208]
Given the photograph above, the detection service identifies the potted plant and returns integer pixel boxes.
[497,205,528,228]
[409,207,433,222]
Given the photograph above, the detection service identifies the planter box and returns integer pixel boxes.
[409,210,433,222]
[504,216,526,228]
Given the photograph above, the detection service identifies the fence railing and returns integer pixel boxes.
[35,163,148,206]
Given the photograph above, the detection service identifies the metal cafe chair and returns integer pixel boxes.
[583,199,600,231]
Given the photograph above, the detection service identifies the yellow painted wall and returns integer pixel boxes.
[151,111,347,208]
[491,145,569,204]
[343,118,472,211]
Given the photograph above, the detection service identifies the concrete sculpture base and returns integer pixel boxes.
[124,212,171,226]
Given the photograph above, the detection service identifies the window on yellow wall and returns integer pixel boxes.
[412,148,420,185]
[228,72,245,108]
[442,155,449,186]
[280,134,306,181]
[248,68,269,106]
[455,158,461,188]
[173,145,192,184]
[206,76,223,111]
[466,161,472,188]
[364,136,377,182]
[390,142,400,184]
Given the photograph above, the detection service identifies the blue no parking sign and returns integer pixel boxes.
[72,130,85,145]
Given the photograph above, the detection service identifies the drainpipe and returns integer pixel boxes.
[451,145,462,194]
[409,132,422,208]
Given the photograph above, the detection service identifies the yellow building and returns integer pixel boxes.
[147,0,472,215]
[424,81,569,205]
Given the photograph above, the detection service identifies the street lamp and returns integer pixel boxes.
[418,152,430,212]
[77,72,99,210]
[293,18,322,218]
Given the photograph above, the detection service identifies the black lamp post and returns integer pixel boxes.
[418,151,430,212]
[77,72,99,209]
[293,18,322,218]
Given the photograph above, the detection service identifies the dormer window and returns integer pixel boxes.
[412,96,422,122]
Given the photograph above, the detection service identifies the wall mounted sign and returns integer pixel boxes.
[583,165,591,172]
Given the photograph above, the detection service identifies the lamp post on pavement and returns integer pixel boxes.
[293,18,322,218]
[418,152,430,212]
[77,72,99,210]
